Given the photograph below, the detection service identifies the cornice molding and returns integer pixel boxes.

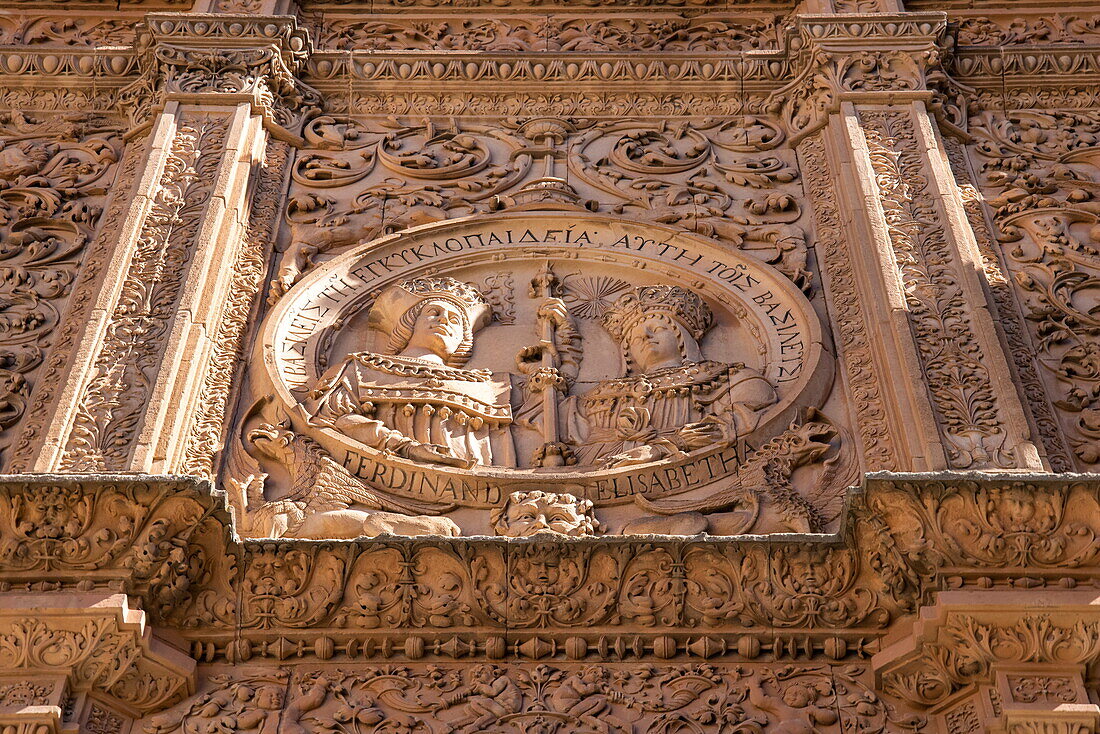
[118,13,319,137]
[0,592,196,717]
[1,11,1100,121]
[0,473,1095,667]
[875,591,1100,731]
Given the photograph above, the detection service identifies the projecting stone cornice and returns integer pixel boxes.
[0,473,1095,666]
[955,44,1100,85]
[4,10,1100,122]
[116,13,320,135]
[875,590,1100,731]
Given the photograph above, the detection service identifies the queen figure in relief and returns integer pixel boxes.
[308,277,515,468]
[570,285,777,467]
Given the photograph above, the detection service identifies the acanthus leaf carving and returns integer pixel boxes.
[0,113,121,470]
[969,109,1100,467]
[861,109,1022,469]
[60,115,228,472]
[120,14,318,135]
[270,663,920,734]
[854,476,1100,591]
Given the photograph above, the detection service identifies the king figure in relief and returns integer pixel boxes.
[308,277,516,468]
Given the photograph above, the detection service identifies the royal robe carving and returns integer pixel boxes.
[308,277,515,468]
[568,285,777,468]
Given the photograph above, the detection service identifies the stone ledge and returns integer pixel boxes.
[0,473,1093,665]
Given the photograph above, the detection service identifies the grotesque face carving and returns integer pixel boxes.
[626,313,686,373]
[490,491,600,537]
[404,299,467,361]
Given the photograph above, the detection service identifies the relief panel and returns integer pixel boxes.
[0,113,122,470]
[968,109,1100,470]
[140,663,921,734]
[224,114,856,539]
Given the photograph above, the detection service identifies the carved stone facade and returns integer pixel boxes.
[0,0,1096,731]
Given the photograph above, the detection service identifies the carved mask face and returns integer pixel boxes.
[521,555,561,586]
[404,299,466,360]
[782,685,814,709]
[994,487,1039,531]
[626,313,685,373]
[499,497,589,537]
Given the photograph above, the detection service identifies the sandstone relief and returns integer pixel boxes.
[968,110,1100,470]
[0,113,121,470]
[0,4,1099,734]
[141,663,916,734]
[216,105,857,540]
[231,212,849,539]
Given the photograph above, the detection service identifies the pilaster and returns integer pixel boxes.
[19,14,310,475]
[788,15,1045,471]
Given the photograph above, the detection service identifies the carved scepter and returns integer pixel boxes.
[525,262,576,467]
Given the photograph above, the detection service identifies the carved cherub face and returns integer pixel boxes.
[491,491,599,537]
[626,313,687,373]
[404,299,466,360]
[782,684,814,709]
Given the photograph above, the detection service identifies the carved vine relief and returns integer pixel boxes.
[0,112,121,470]
[142,664,921,734]
[228,114,854,539]
[267,116,810,302]
[309,13,785,52]
[969,110,1100,469]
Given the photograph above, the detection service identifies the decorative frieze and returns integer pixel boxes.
[0,474,1090,670]
[0,15,138,47]
[142,662,920,734]
[954,13,1100,47]
[857,474,1100,587]
[309,14,786,52]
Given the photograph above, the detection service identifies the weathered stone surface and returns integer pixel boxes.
[0,1,1097,731]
